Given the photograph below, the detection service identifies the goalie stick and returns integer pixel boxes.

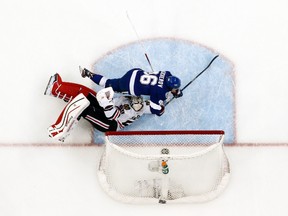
[165,54,219,106]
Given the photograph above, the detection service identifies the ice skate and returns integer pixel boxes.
[44,73,61,96]
[79,66,94,78]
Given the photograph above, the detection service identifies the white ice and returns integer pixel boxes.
[0,0,288,215]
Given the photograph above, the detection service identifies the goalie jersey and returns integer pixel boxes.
[113,96,149,129]
[96,87,150,131]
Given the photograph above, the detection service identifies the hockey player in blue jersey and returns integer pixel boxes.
[80,67,183,116]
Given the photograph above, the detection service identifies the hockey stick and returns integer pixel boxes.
[126,11,154,72]
[165,54,219,106]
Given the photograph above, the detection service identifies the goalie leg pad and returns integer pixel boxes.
[55,82,96,102]
[44,73,96,102]
[48,93,90,141]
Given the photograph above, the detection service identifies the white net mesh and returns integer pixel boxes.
[97,130,230,204]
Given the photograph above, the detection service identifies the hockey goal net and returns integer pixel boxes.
[97,130,230,204]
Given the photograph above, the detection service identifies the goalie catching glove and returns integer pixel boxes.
[96,87,114,110]
[96,87,121,121]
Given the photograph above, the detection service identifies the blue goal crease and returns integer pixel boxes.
[92,38,235,144]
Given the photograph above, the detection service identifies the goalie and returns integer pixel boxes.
[44,73,150,142]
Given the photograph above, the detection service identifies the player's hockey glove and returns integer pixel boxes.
[159,105,165,115]
[172,89,183,98]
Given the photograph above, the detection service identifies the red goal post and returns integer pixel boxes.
[97,130,230,204]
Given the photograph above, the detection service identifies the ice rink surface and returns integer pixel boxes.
[0,0,288,215]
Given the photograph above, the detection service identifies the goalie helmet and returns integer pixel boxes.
[165,75,181,89]
[129,96,144,112]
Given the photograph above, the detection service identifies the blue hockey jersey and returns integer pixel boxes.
[97,68,173,116]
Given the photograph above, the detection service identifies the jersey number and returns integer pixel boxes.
[140,72,159,86]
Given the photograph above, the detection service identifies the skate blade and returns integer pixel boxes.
[44,74,57,95]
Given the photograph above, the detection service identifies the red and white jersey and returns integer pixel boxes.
[104,96,149,130]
